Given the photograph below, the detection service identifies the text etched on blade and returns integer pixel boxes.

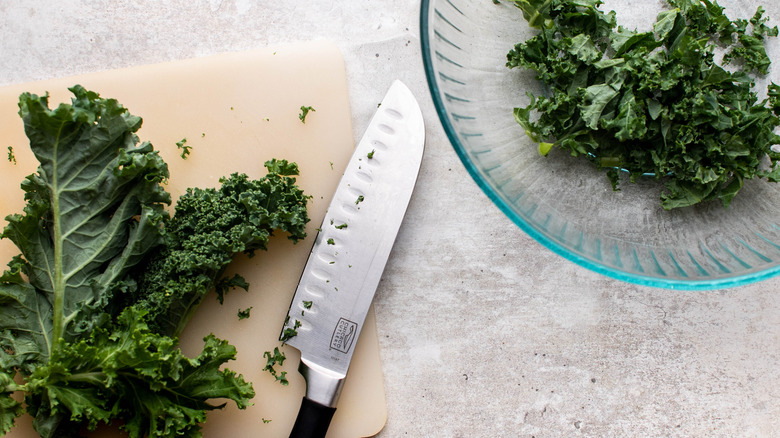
[330,318,358,353]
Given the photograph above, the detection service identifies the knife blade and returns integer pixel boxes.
[280,79,424,438]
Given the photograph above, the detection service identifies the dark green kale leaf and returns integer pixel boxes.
[0,257,51,378]
[237,306,253,320]
[130,159,310,338]
[507,0,780,209]
[1,85,171,372]
[722,5,779,74]
[20,307,254,438]
[215,274,251,305]
[1,87,304,437]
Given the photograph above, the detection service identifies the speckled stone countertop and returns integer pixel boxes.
[1,1,779,436]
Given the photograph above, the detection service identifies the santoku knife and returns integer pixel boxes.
[281,80,425,438]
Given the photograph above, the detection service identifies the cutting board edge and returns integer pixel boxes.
[0,39,349,91]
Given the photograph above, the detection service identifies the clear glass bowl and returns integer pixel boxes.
[420,0,780,290]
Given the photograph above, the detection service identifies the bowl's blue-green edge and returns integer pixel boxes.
[418,0,780,291]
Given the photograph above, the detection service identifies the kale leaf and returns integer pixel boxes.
[1,85,171,371]
[21,307,254,438]
[131,160,310,338]
[507,0,780,209]
[0,86,309,436]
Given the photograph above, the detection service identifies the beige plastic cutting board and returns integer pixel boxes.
[0,40,386,438]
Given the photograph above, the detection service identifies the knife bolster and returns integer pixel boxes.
[299,358,346,408]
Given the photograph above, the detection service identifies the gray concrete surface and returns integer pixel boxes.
[1,1,779,437]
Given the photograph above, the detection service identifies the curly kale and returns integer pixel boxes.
[18,307,255,438]
[508,0,780,209]
[0,86,309,437]
[131,159,310,338]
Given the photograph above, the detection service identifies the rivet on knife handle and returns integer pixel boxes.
[281,79,425,438]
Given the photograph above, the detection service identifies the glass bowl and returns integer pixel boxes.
[420,0,780,290]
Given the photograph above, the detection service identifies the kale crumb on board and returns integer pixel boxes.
[507,0,780,209]
[238,306,253,320]
[176,137,192,159]
[262,347,289,386]
[0,85,311,437]
[299,105,316,123]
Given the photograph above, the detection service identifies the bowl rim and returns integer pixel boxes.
[419,0,780,290]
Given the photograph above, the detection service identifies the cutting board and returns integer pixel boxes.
[0,40,386,438]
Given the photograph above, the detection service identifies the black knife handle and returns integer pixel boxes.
[289,397,337,438]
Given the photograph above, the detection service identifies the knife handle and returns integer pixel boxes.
[289,397,336,438]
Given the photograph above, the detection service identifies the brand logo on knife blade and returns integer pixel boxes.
[330,318,358,353]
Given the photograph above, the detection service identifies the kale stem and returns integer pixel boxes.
[2,377,20,393]
[67,371,108,384]
[50,122,67,353]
